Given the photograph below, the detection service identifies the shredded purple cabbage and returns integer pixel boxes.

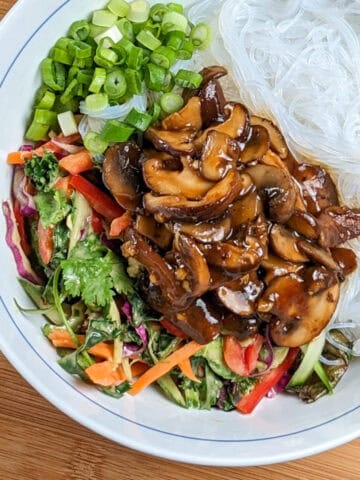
[266,372,291,398]
[121,300,148,357]
[12,166,37,216]
[19,145,33,152]
[251,327,274,378]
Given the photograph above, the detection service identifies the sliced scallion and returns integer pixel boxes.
[25,121,50,141]
[85,92,109,111]
[190,22,212,50]
[149,3,168,23]
[51,47,73,65]
[84,131,109,154]
[161,11,188,34]
[94,25,123,45]
[41,58,66,92]
[136,29,162,51]
[125,68,143,95]
[127,45,144,69]
[125,108,152,131]
[116,18,135,41]
[92,9,118,28]
[160,92,184,114]
[104,69,127,98]
[126,0,150,23]
[36,89,56,110]
[145,62,166,91]
[150,45,176,69]
[60,78,79,104]
[107,0,130,17]
[57,111,78,137]
[34,108,57,126]
[100,119,135,142]
[69,20,90,41]
[165,30,185,50]
[167,3,184,13]
[89,67,107,93]
[174,69,203,88]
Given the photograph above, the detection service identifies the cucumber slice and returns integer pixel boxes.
[288,331,326,387]
[157,374,186,408]
[314,360,333,393]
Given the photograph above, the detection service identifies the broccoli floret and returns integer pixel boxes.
[24,151,59,192]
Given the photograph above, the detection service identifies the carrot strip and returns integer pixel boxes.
[37,220,54,266]
[85,360,149,387]
[59,149,94,175]
[178,358,200,383]
[53,176,73,198]
[47,329,113,361]
[129,341,204,396]
[109,212,132,237]
[6,151,33,165]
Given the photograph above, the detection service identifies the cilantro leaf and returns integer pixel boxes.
[24,152,59,192]
[35,189,71,227]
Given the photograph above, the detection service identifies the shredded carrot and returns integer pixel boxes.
[178,358,200,383]
[109,212,132,237]
[59,149,94,175]
[129,341,204,396]
[47,329,113,361]
[37,221,54,266]
[85,360,149,387]
[6,151,33,165]
[54,176,73,198]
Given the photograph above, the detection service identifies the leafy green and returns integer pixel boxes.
[102,382,131,398]
[49,222,70,270]
[24,152,59,192]
[60,234,136,307]
[35,189,71,227]
[81,316,121,350]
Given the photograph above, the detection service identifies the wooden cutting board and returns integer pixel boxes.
[1,1,360,478]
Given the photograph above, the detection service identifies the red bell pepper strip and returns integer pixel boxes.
[236,347,300,415]
[223,334,264,377]
[70,175,124,220]
[91,210,104,234]
[160,319,188,339]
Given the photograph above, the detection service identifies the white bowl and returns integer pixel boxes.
[1,0,360,467]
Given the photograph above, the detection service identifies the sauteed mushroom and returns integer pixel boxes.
[287,210,319,240]
[144,171,253,222]
[240,125,270,164]
[261,254,303,285]
[229,191,263,231]
[199,79,227,126]
[317,207,360,248]
[200,130,240,181]
[216,272,264,316]
[168,215,232,243]
[145,127,196,156]
[103,142,143,211]
[222,314,260,340]
[331,247,357,277]
[269,224,309,263]
[246,164,296,223]
[161,96,202,132]
[135,215,173,250]
[250,115,288,159]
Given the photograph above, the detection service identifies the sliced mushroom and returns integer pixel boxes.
[261,253,303,285]
[174,233,210,298]
[121,229,189,313]
[145,127,196,156]
[135,215,173,250]
[216,272,264,316]
[143,155,214,200]
[292,163,339,215]
[317,207,360,248]
[200,130,240,181]
[261,150,287,170]
[297,240,339,271]
[229,191,263,231]
[143,171,253,223]
[240,125,270,164]
[269,224,308,263]
[258,273,340,347]
[161,96,202,132]
[169,215,232,243]
[103,142,143,211]
[172,297,222,344]
[246,164,296,223]
[222,315,260,340]
[331,247,357,277]
[183,65,228,103]
[302,266,339,295]
[250,115,288,159]
[287,210,319,240]
[199,79,226,127]
[194,103,250,150]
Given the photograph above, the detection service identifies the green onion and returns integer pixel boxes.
[51,47,73,65]
[77,70,93,85]
[125,108,152,131]
[127,45,144,69]
[107,0,130,17]
[125,68,143,95]
[89,67,107,93]
[116,37,135,53]
[34,108,57,126]
[54,37,73,50]
[145,63,166,91]
[168,3,183,13]
[57,111,78,136]
[104,69,127,98]
[36,89,56,110]
[160,92,184,114]
[150,101,161,122]
[85,93,109,111]
[116,18,134,40]
[25,121,50,141]
[41,58,66,92]
[94,25,123,45]
[95,46,118,68]
[177,39,194,60]
[84,131,109,154]
[72,56,93,68]
[69,40,92,60]
[174,69,203,88]
[127,0,150,23]
[69,20,90,41]
[150,45,176,69]
[112,44,127,65]
[143,19,162,38]
[89,24,107,38]
[165,30,185,50]
[60,78,78,104]
[161,11,188,34]
[76,83,87,97]
[53,97,79,114]
[149,3,168,23]
[67,66,79,83]
[100,119,135,142]
[92,9,118,28]
[136,29,162,51]
[190,22,212,50]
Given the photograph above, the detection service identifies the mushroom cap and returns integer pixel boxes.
[250,115,288,159]
[200,130,240,181]
[269,224,309,263]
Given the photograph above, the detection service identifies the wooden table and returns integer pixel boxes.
[1,1,360,478]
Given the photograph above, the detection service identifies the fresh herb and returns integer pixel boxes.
[35,189,71,227]
[24,152,59,192]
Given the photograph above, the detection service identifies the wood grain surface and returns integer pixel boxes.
[1,1,360,478]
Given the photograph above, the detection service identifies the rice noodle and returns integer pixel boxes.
[185,0,360,330]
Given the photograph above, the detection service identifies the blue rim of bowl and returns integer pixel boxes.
[0,0,359,446]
